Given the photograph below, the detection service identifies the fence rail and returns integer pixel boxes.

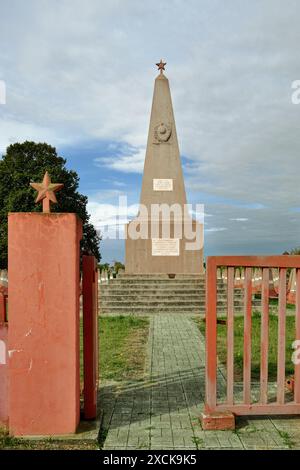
[204,256,300,426]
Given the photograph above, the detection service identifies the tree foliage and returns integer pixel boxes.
[112,260,125,273]
[289,247,300,255]
[0,141,101,268]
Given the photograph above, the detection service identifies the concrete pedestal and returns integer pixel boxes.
[200,411,235,430]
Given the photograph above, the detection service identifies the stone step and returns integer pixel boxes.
[100,299,259,307]
[117,274,205,279]
[99,283,230,290]
[99,289,204,298]
[99,290,247,298]
[99,292,205,302]
[101,302,203,308]
[99,293,248,301]
[101,280,207,286]
[101,303,204,310]
[100,285,242,292]
[99,285,258,293]
[103,275,207,280]
[99,306,249,314]
[100,311,204,315]
[99,290,244,298]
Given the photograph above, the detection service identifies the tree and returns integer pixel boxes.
[112,260,125,273]
[99,263,110,273]
[0,141,101,268]
[289,247,300,255]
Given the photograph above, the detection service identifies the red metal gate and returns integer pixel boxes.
[202,256,300,429]
[82,255,99,420]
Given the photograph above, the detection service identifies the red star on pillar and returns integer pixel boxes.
[30,171,64,213]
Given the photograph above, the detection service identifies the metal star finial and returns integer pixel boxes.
[30,171,64,213]
[156,59,166,74]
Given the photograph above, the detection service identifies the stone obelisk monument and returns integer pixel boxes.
[125,61,203,274]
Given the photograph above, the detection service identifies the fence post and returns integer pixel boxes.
[201,257,235,430]
[82,255,98,419]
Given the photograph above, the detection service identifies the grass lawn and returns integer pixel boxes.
[79,315,149,383]
[197,312,296,381]
[269,297,295,313]
[96,315,149,381]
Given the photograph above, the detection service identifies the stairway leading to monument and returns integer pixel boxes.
[99,274,261,315]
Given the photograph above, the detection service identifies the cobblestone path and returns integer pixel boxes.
[100,315,300,450]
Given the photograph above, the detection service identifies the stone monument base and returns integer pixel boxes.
[125,220,204,275]
[99,273,261,316]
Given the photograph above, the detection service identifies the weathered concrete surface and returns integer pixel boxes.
[8,213,82,436]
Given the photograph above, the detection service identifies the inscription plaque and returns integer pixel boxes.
[153,179,173,191]
[152,238,180,256]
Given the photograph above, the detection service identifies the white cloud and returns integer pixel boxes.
[205,227,227,233]
[0,117,71,154]
[113,181,126,187]
[87,198,139,236]
[95,148,145,173]
[230,218,249,222]
[1,0,300,255]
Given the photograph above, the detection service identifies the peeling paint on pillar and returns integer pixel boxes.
[8,212,82,436]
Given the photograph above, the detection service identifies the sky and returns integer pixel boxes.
[0,0,300,263]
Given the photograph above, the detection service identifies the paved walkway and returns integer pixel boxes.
[100,315,300,450]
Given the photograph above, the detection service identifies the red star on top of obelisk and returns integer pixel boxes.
[156,59,166,74]
[30,171,64,213]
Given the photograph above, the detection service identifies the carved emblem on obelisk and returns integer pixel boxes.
[154,122,172,143]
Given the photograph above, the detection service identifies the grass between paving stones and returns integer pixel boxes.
[0,315,149,450]
[232,419,296,449]
[196,313,296,381]
[277,429,296,449]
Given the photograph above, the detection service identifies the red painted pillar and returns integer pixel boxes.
[0,292,5,323]
[82,255,98,419]
[0,321,8,426]
[8,213,82,436]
